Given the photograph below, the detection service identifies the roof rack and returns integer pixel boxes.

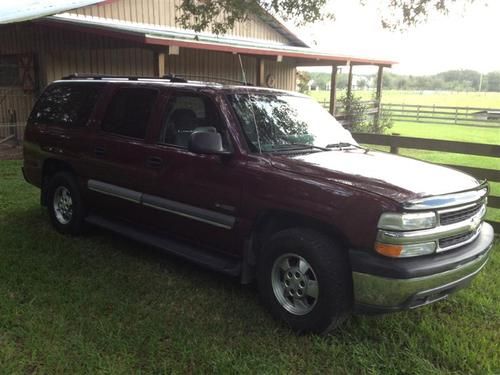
[61,73,253,86]
[171,74,252,86]
[61,73,188,83]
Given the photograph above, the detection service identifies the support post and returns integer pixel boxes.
[329,65,338,115]
[346,63,353,98]
[374,65,384,128]
[256,57,265,86]
[157,52,166,77]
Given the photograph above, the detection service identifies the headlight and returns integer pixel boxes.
[378,212,437,231]
[375,241,436,258]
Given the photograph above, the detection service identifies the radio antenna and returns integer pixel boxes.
[238,54,262,154]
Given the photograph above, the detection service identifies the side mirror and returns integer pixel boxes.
[188,131,232,155]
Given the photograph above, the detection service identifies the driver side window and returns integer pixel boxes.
[160,93,229,149]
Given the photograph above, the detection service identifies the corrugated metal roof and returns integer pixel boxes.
[0,0,105,24]
[44,14,395,66]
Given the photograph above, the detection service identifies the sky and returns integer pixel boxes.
[290,0,500,75]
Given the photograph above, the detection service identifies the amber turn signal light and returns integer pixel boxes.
[375,242,403,257]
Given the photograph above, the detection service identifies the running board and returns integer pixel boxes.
[85,214,241,277]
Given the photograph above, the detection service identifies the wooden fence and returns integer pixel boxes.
[352,132,500,232]
[319,100,500,128]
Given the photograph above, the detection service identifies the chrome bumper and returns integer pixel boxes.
[352,223,494,311]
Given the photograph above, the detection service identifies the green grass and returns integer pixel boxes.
[1,160,500,373]
[309,89,500,108]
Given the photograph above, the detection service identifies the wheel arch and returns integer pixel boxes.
[41,158,77,206]
[241,209,351,284]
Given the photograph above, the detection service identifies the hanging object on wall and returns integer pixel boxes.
[265,74,275,88]
[18,54,35,93]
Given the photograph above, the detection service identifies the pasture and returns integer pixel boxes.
[0,160,499,373]
[309,89,500,108]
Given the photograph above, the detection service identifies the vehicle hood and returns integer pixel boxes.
[270,149,480,203]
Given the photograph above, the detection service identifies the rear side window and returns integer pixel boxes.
[30,84,102,127]
[101,88,158,139]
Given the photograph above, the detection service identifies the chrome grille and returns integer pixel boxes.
[439,230,476,249]
[435,202,486,252]
[439,203,483,226]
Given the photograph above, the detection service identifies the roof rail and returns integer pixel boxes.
[170,74,252,86]
[61,73,188,83]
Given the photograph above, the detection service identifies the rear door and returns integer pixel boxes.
[143,90,245,255]
[85,85,163,223]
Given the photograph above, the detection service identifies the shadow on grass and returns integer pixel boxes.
[1,206,498,373]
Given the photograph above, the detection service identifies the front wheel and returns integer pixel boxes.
[257,228,353,334]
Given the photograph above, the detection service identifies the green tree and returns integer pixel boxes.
[177,0,483,35]
[296,71,310,93]
[486,72,500,92]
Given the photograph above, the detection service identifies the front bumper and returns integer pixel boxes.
[350,222,495,313]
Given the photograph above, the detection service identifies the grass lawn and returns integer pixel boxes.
[309,90,500,108]
[1,160,499,373]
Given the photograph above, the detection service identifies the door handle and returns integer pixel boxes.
[146,156,163,168]
[94,146,106,158]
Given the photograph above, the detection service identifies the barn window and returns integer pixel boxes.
[0,56,19,86]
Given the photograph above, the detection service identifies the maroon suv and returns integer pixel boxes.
[23,75,494,334]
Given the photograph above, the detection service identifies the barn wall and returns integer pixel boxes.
[0,23,156,138]
[163,48,296,90]
[0,23,297,139]
[70,0,291,44]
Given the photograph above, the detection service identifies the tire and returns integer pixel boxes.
[257,228,353,334]
[47,171,86,235]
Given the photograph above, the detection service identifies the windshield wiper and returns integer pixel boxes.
[267,143,330,152]
[326,142,370,153]
[289,143,330,151]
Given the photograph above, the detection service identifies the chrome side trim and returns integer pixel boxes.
[142,194,235,230]
[88,179,142,204]
[87,180,235,230]
[352,246,491,307]
[403,183,488,210]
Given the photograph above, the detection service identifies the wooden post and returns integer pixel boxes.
[329,65,337,115]
[157,52,166,77]
[374,65,384,128]
[347,63,353,98]
[256,58,265,86]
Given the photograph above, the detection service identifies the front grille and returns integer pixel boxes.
[439,231,476,249]
[439,203,483,226]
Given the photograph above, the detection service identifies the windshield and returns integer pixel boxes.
[228,93,358,152]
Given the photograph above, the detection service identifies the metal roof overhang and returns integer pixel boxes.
[0,0,105,24]
[41,15,396,67]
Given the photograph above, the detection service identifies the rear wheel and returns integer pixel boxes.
[47,172,86,235]
[257,228,352,334]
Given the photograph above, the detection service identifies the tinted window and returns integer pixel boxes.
[30,84,102,127]
[160,93,229,149]
[101,88,157,139]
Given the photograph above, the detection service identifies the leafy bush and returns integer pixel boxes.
[338,93,393,134]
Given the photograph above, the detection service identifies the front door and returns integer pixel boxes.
[143,91,244,255]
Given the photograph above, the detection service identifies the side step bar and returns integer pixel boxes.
[85,215,241,277]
